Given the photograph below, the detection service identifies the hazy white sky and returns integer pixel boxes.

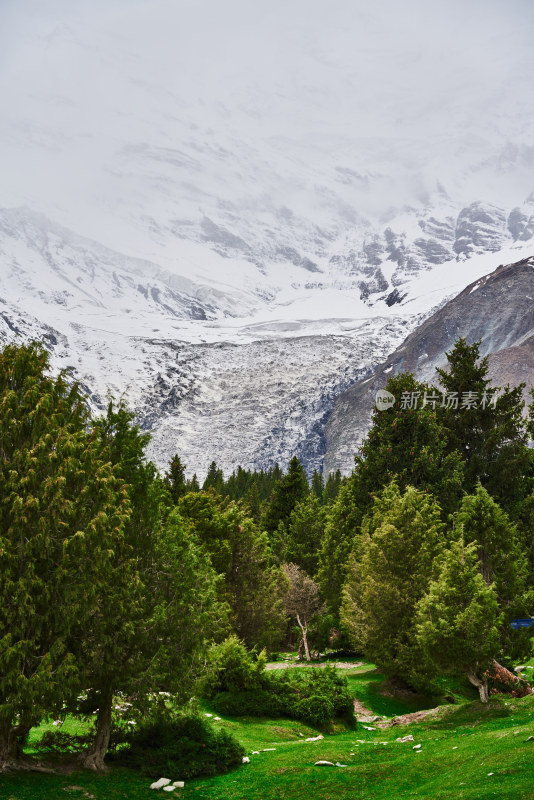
[0,0,533,254]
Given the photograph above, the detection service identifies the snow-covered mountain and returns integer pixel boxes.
[1,1,533,477]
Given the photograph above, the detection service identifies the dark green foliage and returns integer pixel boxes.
[341,482,447,689]
[165,454,188,502]
[0,342,130,764]
[436,338,529,508]
[113,710,245,779]
[416,537,502,702]
[203,461,225,494]
[177,496,287,650]
[311,470,324,502]
[71,402,224,769]
[201,637,354,728]
[212,667,355,729]
[262,456,309,541]
[353,372,465,518]
[188,473,200,492]
[200,636,268,698]
[317,479,363,617]
[323,470,342,505]
[286,495,327,576]
[452,484,532,661]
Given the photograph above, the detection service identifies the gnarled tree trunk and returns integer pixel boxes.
[80,689,113,772]
[466,668,489,703]
[0,722,32,770]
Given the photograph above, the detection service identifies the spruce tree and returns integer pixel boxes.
[311,469,324,502]
[262,456,309,540]
[452,484,532,661]
[344,482,446,688]
[416,537,502,702]
[323,470,342,504]
[203,460,225,494]
[165,454,188,502]
[317,479,363,617]
[436,338,529,507]
[286,495,326,577]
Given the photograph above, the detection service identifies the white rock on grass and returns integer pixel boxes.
[173,782,185,788]
[305,735,324,742]
[262,748,276,751]
[315,761,335,766]
[163,788,175,793]
[335,762,348,767]
[242,757,250,764]
[150,778,172,790]
[396,735,414,743]
[413,744,422,750]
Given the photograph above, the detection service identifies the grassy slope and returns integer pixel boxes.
[2,662,534,800]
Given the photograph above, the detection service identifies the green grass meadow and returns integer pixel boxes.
[2,661,534,800]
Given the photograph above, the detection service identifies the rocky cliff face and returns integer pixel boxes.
[323,255,534,476]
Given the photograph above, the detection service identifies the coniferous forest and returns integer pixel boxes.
[1,338,534,798]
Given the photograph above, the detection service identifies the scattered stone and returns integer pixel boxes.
[305,734,324,742]
[452,746,458,750]
[204,713,213,718]
[252,751,260,754]
[298,732,304,737]
[488,773,494,776]
[262,748,276,751]
[150,778,172,790]
[162,788,175,794]
[526,736,534,742]
[335,762,348,767]
[350,752,355,755]
[362,726,376,731]
[315,760,335,766]
[396,735,414,743]
[413,744,422,750]
[172,782,185,788]
[242,757,250,764]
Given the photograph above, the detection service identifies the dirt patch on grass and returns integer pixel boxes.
[266,661,364,671]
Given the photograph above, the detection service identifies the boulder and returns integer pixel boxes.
[150,778,172,790]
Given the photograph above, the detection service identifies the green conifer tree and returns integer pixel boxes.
[0,343,130,767]
[416,537,502,702]
[343,482,446,688]
[286,495,327,577]
[452,484,532,661]
[165,454,188,502]
[436,338,529,507]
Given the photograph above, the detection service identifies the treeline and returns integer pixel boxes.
[2,337,534,771]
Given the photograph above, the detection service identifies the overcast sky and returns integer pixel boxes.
[1,0,533,253]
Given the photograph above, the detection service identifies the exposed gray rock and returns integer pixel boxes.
[324,255,534,475]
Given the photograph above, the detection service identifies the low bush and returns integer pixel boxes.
[201,638,356,730]
[111,709,245,779]
[200,635,269,698]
